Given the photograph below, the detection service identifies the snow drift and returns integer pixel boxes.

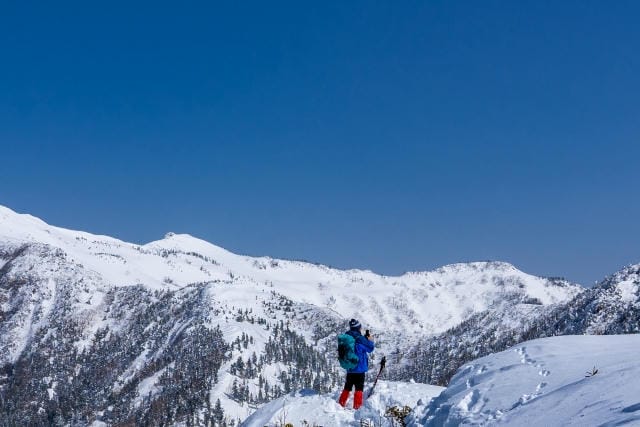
[241,381,444,427]
[413,334,640,426]
[241,335,640,427]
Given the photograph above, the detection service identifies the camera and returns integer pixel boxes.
[365,329,370,338]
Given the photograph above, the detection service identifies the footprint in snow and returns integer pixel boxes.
[536,382,547,393]
[457,389,483,413]
[514,347,536,364]
[519,394,534,404]
[511,379,548,410]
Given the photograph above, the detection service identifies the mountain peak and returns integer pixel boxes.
[442,260,517,272]
[403,260,519,278]
[144,232,233,259]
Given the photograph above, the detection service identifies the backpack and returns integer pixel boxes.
[337,333,359,370]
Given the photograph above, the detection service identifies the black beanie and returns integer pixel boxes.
[349,318,361,330]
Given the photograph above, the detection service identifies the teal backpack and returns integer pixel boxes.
[337,333,359,370]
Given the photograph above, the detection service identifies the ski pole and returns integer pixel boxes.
[367,356,386,398]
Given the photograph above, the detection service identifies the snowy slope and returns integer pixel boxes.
[0,204,581,341]
[0,205,582,362]
[241,335,640,427]
[0,205,587,424]
[413,334,640,426]
[583,263,640,334]
[241,381,445,427]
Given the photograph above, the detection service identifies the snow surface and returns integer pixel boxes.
[134,364,171,408]
[0,204,582,341]
[413,334,640,426]
[616,278,639,305]
[0,204,587,422]
[241,381,444,427]
[242,335,640,427]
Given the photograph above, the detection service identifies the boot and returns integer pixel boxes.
[338,389,350,407]
[353,390,363,409]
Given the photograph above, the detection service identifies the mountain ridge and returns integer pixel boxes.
[3,205,635,425]
[0,204,582,339]
[0,204,579,286]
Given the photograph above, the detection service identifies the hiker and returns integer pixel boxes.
[338,318,375,409]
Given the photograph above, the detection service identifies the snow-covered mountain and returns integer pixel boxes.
[391,261,640,387]
[0,205,633,425]
[413,334,640,426]
[244,334,640,426]
[0,205,580,359]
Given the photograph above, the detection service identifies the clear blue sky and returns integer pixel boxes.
[1,1,638,286]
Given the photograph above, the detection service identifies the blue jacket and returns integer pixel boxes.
[346,330,375,373]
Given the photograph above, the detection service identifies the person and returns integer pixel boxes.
[338,318,375,409]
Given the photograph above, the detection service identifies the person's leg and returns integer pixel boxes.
[339,373,355,407]
[353,373,365,409]
[338,389,350,407]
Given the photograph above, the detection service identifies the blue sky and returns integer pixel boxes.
[1,1,638,285]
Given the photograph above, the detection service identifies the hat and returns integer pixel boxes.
[349,318,362,330]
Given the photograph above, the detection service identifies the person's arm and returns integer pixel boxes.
[356,334,375,353]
